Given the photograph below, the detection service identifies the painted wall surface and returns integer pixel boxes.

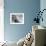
[40,0,46,27]
[4,0,40,42]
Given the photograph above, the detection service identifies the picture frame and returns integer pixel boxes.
[10,13,24,24]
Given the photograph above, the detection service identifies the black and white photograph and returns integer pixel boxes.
[10,13,24,24]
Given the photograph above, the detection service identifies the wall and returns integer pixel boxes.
[4,0,40,42]
[40,0,46,27]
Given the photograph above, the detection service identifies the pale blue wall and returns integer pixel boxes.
[4,0,40,42]
[40,0,46,27]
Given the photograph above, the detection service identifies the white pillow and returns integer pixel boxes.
[17,37,25,46]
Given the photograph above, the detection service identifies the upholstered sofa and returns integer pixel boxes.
[31,25,46,46]
[17,25,46,46]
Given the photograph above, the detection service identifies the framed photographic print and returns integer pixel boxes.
[10,13,24,24]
